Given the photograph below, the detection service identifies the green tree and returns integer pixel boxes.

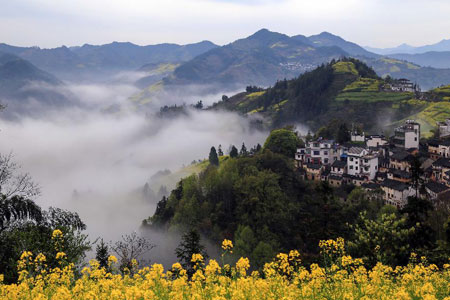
[0,195,42,232]
[263,128,300,157]
[208,147,219,166]
[217,145,224,157]
[239,143,248,156]
[175,229,208,276]
[348,212,415,267]
[96,239,110,270]
[229,145,238,158]
[410,156,423,198]
[336,123,350,144]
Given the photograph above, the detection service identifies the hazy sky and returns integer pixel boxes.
[1,0,449,48]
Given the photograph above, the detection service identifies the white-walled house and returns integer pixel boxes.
[438,119,450,138]
[347,147,379,180]
[295,139,342,166]
[381,179,416,208]
[366,135,388,148]
[393,120,420,149]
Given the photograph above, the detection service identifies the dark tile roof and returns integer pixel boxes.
[329,175,343,181]
[425,181,450,194]
[306,163,322,170]
[433,158,450,168]
[332,160,347,168]
[390,151,413,162]
[388,168,411,179]
[428,140,440,147]
[361,182,380,190]
[381,179,409,191]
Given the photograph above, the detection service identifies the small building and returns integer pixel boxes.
[390,78,418,92]
[381,179,415,208]
[438,119,450,138]
[389,151,414,172]
[393,120,420,149]
[331,160,347,175]
[431,157,450,183]
[328,174,344,187]
[425,181,450,201]
[305,163,322,181]
[366,135,388,148]
[387,168,411,183]
[351,131,365,142]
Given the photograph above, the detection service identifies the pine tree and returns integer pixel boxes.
[175,229,208,277]
[209,147,219,166]
[96,239,110,270]
[240,143,248,156]
[229,145,238,158]
[217,145,224,157]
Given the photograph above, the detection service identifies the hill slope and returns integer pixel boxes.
[388,51,450,69]
[212,59,450,136]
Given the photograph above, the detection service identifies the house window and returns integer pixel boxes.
[356,166,358,170]
[356,160,358,164]
[324,151,328,155]
[350,157,353,161]
[414,137,417,141]
[313,151,320,155]
[349,166,353,170]
[324,158,329,163]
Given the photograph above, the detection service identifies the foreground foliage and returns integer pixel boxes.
[1,236,449,300]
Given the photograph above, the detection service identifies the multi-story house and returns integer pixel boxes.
[347,147,379,180]
[389,151,414,172]
[295,139,342,166]
[393,120,420,149]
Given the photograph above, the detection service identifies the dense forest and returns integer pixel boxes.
[146,128,450,268]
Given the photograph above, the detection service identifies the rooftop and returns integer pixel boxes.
[381,179,408,191]
[332,160,347,168]
[348,147,366,155]
[433,157,450,168]
[425,181,450,194]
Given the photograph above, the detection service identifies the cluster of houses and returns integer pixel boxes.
[295,119,450,208]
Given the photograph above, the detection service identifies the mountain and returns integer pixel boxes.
[0,52,74,116]
[387,51,450,69]
[167,29,348,87]
[211,58,450,137]
[307,32,379,58]
[366,39,450,55]
[0,41,218,81]
[133,29,350,104]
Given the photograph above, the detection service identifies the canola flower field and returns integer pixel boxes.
[1,232,449,300]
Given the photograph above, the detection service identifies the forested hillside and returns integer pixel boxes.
[146,129,450,268]
[212,58,450,136]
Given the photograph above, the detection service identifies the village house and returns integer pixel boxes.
[381,179,415,208]
[425,181,450,201]
[431,158,450,183]
[346,147,379,180]
[366,135,388,148]
[389,151,414,172]
[387,168,411,183]
[295,138,342,166]
[331,160,347,175]
[438,119,450,138]
[390,78,418,92]
[428,140,441,160]
[393,120,420,149]
[305,163,322,181]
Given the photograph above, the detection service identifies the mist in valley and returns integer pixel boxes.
[0,75,267,264]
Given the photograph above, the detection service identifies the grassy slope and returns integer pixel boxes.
[150,156,229,192]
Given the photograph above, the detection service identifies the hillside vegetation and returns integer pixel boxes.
[213,59,450,135]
